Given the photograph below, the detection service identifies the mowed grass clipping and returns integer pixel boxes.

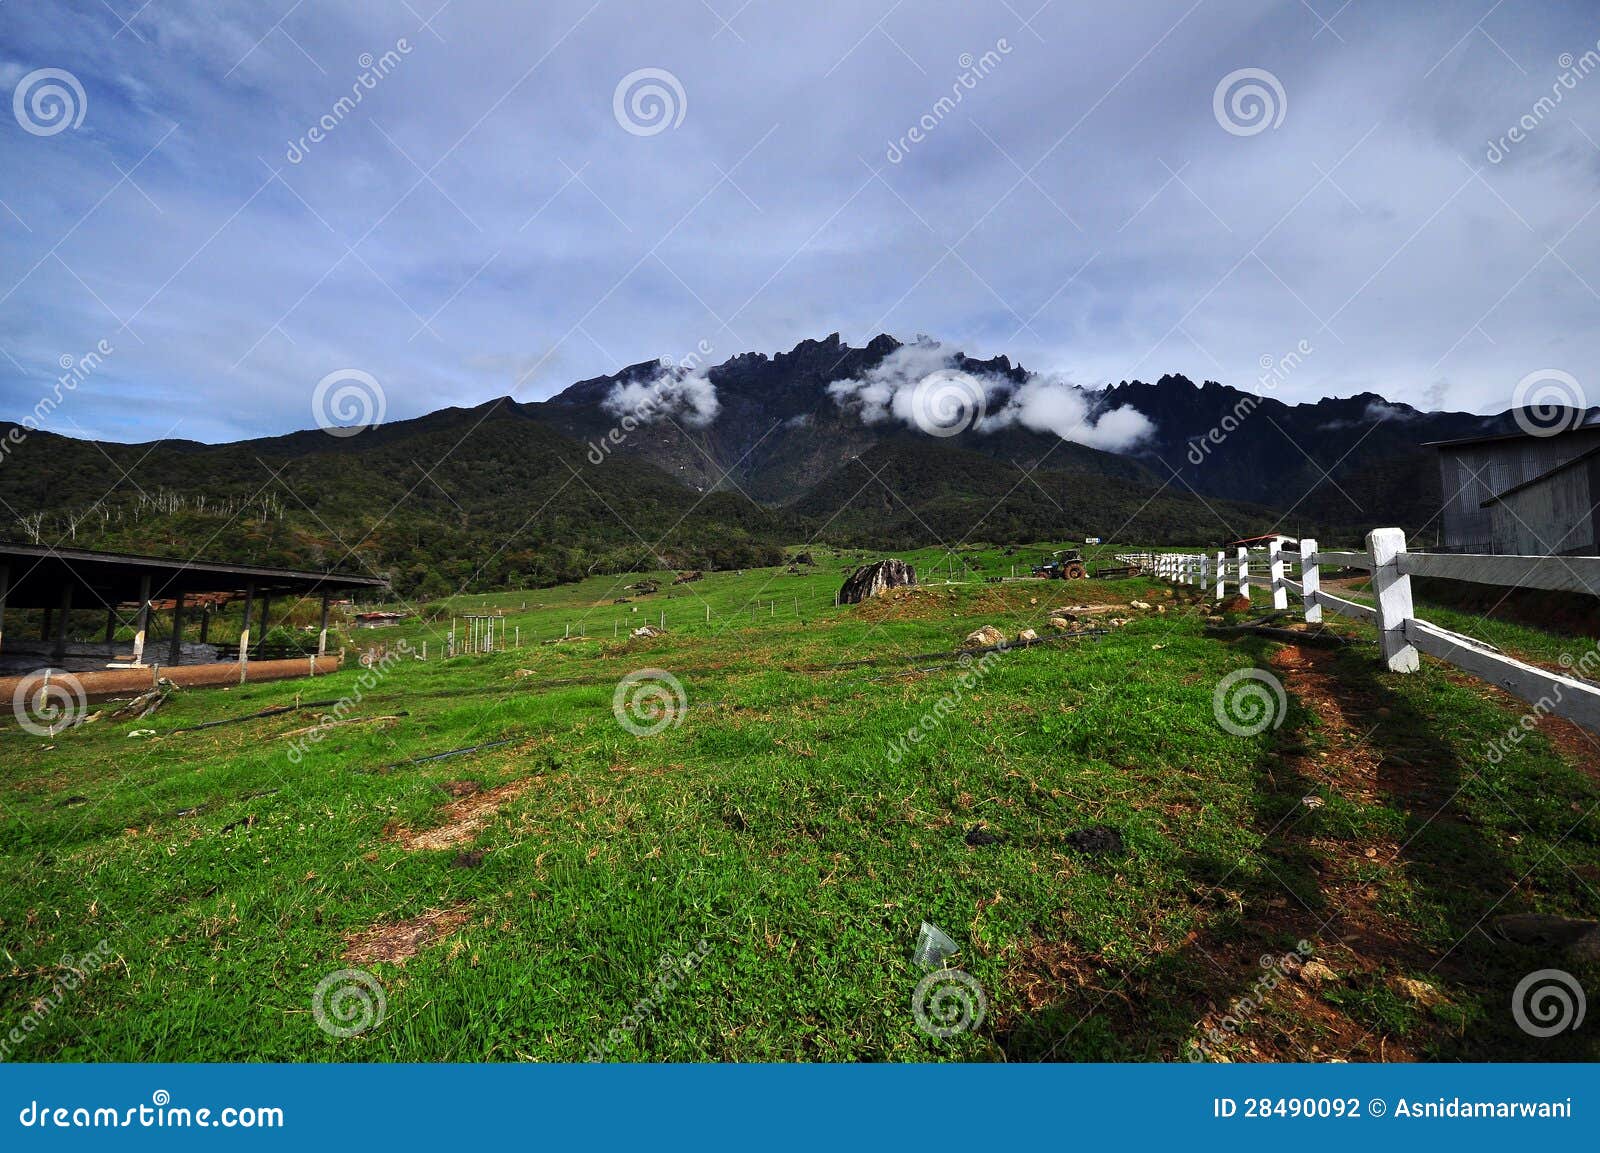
[2,544,1597,1061]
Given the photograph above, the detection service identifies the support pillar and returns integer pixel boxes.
[168,591,186,666]
[104,609,117,644]
[317,593,331,656]
[255,594,271,658]
[199,607,211,645]
[237,583,255,664]
[131,575,151,667]
[51,584,72,661]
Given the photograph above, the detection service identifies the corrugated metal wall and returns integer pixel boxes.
[1437,428,1600,554]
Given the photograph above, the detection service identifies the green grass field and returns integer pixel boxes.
[3,544,1597,1061]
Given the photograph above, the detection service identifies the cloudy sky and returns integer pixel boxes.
[3,0,1600,444]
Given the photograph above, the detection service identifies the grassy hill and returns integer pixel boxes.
[3,546,1595,1061]
[0,404,786,598]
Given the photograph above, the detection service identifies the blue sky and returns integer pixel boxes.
[3,0,1600,444]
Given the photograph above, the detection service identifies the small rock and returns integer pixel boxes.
[631,624,665,639]
[1048,615,1072,630]
[1297,959,1339,986]
[1387,975,1446,1006]
[1017,628,1038,642]
[1130,600,1152,610]
[1106,617,1131,628]
[1029,597,1038,606]
[1155,604,1167,614]
[963,625,1006,649]
[512,669,537,678]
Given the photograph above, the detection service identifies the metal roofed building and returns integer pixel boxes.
[1429,421,1600,556]
[0,541,386,676]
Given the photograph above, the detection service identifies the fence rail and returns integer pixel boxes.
[1118,530,1600,736]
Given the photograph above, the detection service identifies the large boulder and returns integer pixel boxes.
[838,559,917,604]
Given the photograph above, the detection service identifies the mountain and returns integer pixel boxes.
[530,333,1157,501]
[1103,376,1502,539]
[530,335,1507,539]
[0,332,1530,597]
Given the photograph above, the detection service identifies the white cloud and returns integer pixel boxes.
[982,376,1154,451]
[602,361,720,428]
[828,342,1153,451]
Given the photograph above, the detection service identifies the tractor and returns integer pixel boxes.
[1031,549,1087,580]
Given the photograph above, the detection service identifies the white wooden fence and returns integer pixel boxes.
[1117,531,1600,736]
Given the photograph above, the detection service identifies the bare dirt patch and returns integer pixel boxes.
[386,781,528,851]
[342,905,471,966]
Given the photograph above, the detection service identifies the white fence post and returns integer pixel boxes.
[1368,527,1419,673]
[1214,550,1225,600]
[1237,546,1250,598]
[1199,553,1209,590]
[1300,536,1322,623]
[1268,537,1288,610]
